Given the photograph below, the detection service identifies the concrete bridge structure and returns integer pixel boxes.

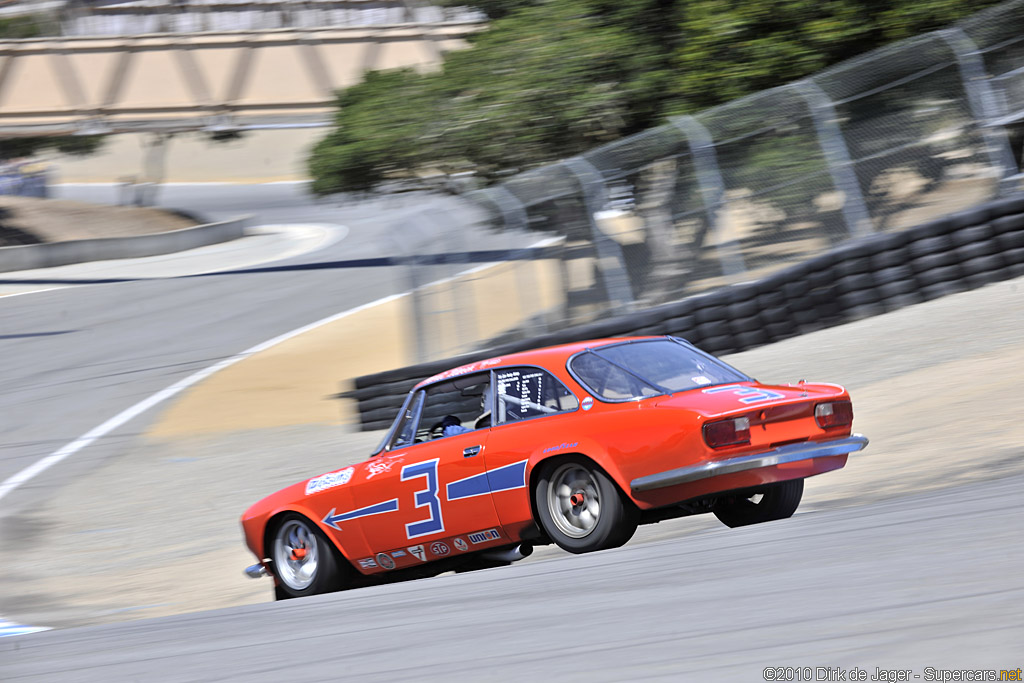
[0,10,482,182]
[0,22,479,135]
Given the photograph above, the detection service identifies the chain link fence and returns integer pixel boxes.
[452,0,1024,342]
[374,194,566,363]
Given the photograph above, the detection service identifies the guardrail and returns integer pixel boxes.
[342,194,1024,431]
[0,216,249,273]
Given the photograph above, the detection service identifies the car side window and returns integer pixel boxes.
[386,373,493,449]
[494,367,578,424]
[388,390,425,450]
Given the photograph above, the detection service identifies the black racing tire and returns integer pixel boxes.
[701,335,737,355]
[535,456,639,554]
[871,248,909,270]
[956,240,999,261]
[998,230,1024,250]
[735,329,769,350]
[916,264,963,287]
[874,265,914,287]
[835,273,876,295]
[837,289,879,308]
[713,479,804,528]
[764,321,796,343]
[729,316,762,334]
[882,293,922,311]
[270,513,345,600]
[728,300,760,319]
[760,305,791,325]
[920,282,964,301]
[834,256,873,278]
[878,280,915,298]
[950,224,995,247]
[961,254,1005,277]
[697,320,730,338]
[911,251,958,273]
[844,303,886,321]
[965,271,1001,289]
[1003,246,1024,266]
[694,305,729,325]
[757,291,787,309]
[992,213,1024,234]
[909,234,953,257]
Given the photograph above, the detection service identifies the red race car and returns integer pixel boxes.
[242,336,867,599]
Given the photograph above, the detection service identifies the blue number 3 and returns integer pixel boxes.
[401,459,445,539]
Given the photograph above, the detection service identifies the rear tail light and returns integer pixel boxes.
[703,417,750,448]
[815,401,853,429]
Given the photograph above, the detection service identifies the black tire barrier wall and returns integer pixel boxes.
[343,195,1024,431]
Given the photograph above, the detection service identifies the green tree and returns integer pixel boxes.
[0,14,47,39]
[0,135,105,161]
[309,0,1006,194]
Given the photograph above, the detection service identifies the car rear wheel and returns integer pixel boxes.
[713,478,804,528]
[535,457,639,554]
[271,513,343,599]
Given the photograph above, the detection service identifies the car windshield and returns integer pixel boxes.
[569,339,749,401]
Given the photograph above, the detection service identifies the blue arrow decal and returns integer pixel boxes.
[322,498,399,530]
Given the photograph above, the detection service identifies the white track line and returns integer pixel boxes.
[0,287,70,299]
[0,293,404,503]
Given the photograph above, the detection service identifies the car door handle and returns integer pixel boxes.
[463,445,482,458]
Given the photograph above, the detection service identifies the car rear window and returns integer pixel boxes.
[569,339,748,401]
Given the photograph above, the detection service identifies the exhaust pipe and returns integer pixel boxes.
[244,563,268,579]
[480,544,533,563]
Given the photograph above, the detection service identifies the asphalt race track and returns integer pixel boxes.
[1,184,1022,680]
[2,475,1021,681]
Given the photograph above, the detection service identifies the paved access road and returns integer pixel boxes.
[2,474,1020,682]
[0,184,520,513]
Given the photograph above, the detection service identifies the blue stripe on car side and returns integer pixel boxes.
[447,460,528,501]
[486,460,528,493]
[447,472,491,501]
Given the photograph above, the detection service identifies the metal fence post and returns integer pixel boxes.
[562,156,635,313]
[939,27,1020,192]
[389,219,432,364]
[794,80,874,238]
[484,185,531,233]
[420,207,475,357]
[669,115,747,278]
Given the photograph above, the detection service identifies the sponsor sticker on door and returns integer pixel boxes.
[468,528,501,544]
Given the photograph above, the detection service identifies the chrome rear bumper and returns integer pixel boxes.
[630,434,869,493]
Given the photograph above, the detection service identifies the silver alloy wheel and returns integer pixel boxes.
[273,518,320,591]
[546,463,601,539]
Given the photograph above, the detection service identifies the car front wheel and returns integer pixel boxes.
[713,478,804,528]
[271,513,344,599]
[535,456,639,554]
